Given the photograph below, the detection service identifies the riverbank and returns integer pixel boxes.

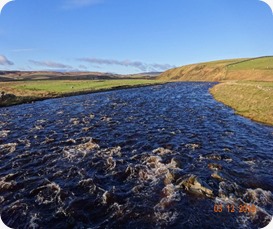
[0,79,163,107]
[210,81,273,126]
[157,56,273,126]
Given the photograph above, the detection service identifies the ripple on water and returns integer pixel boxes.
[0,82,272,228]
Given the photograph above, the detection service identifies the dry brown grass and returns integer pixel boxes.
[158,56,273,82]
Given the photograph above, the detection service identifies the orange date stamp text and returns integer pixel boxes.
[214,204,256,213]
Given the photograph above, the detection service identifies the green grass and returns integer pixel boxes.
[210,81,273,125]
[0,79,161,106]
[201,58,249,66]
[228,57,273,70]
[14,79,157,93]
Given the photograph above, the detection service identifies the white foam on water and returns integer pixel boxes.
[102,191,110,205]
[0,130,10,138]
[106,157,116,170]
[62,138,100,161]
[244,188,273,206]
[35,182,62,205]
[0,143,17,154]
[154,210,179,225]
[0,174,16,191]
[29,213,40,229]
[152,147,172,156]
[217,181,273,228]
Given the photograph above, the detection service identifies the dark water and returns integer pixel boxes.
[0,82,273,229]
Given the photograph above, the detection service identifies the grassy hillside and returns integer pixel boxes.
[158,56,273,81]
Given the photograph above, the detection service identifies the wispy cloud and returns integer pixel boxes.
[62,0,103,9]
[149,63,177,71]
[29,60,72,69]
[77,57,175,72]
[0,55,14,66]
[78,64,88,70]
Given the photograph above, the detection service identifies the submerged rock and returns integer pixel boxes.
[164,170,174,185]
[178,175,213,197]
[208,163,222,171]
[211,172,224,181]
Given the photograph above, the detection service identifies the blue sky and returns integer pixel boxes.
[0,0,273,74]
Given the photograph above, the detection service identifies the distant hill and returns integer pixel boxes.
[125,72,162,79]
[0,70,161,82]
[158,56,273,81]
[0,71,122,81]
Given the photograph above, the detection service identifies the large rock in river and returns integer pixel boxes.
[177,174,214,198]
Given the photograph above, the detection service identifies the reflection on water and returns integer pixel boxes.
[0,82,272,228]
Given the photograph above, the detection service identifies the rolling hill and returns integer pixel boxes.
[158,56,273,81]
[0,71,162,82]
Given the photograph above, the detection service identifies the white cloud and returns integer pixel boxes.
[29,60,72,69]
[77,57,176,72]
[62,0,103,9]
[0,55,14,65]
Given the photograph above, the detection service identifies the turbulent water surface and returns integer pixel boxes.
[0,82,273,229]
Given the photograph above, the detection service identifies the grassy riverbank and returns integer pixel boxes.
[158,56,273,126]
[0,79,161,107]
[210,81,273,125]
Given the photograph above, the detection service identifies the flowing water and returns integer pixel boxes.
[0,82,272,229]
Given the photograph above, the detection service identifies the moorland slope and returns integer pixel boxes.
[158,56,273,81]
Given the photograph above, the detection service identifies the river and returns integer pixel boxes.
[0,82,272,228]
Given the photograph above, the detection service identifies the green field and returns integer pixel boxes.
[0,79,161,106]
[228,57,273,70]
[210,81,273,125]
[14,79,159,93]
[201,58,249,66]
